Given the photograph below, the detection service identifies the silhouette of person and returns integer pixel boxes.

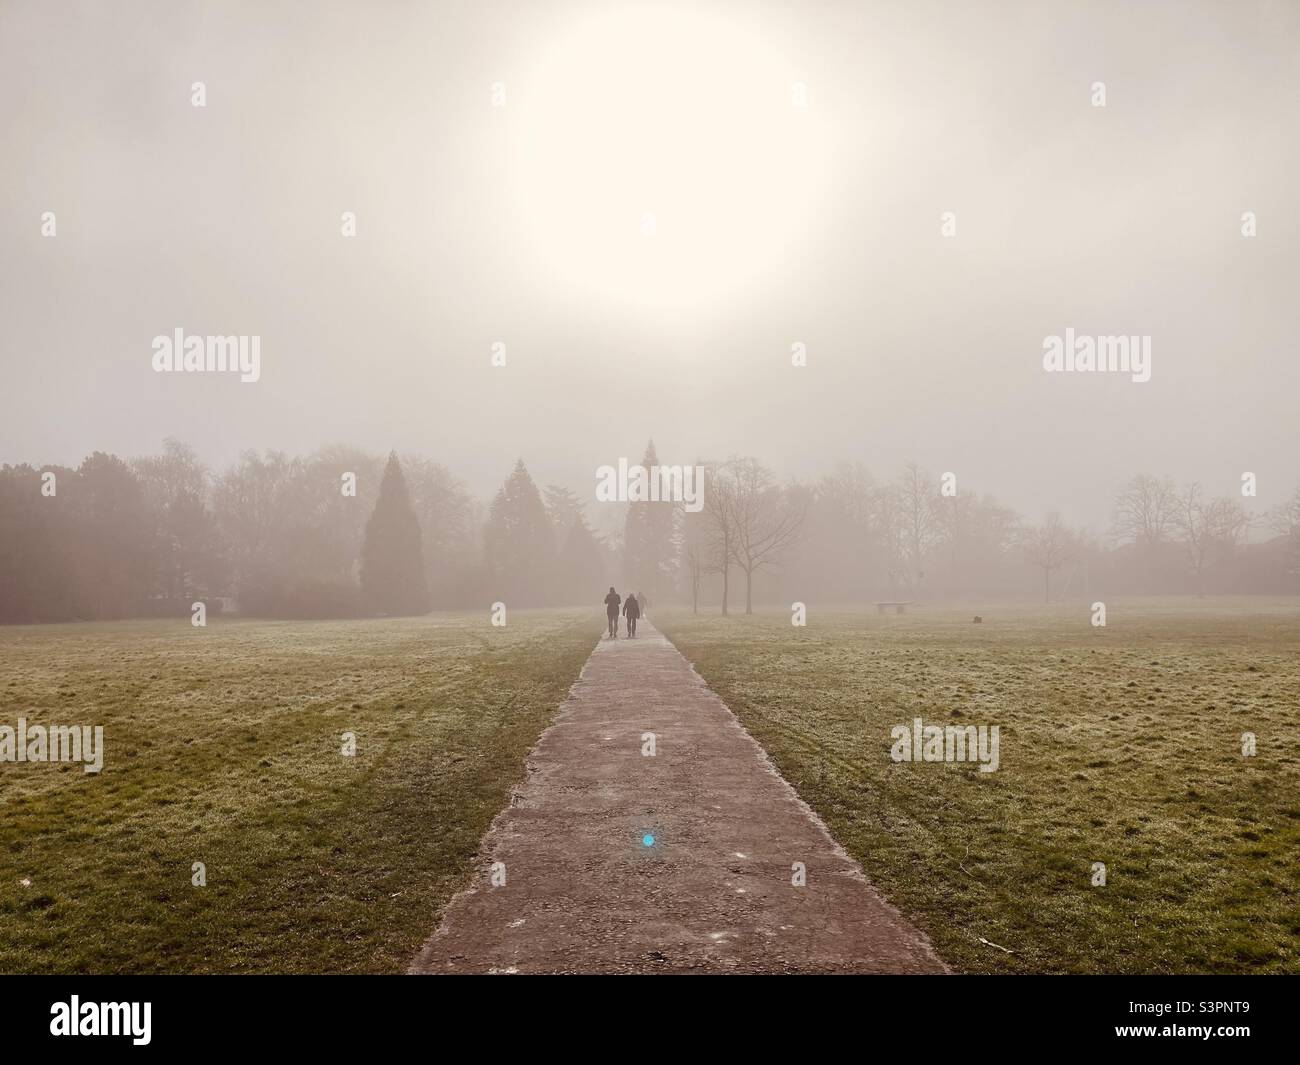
[623,592,641,637]
[604,586,621,638]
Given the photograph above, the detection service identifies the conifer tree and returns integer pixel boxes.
[359,452,429,615]
[623,439,677,603]
[484,459,556,605]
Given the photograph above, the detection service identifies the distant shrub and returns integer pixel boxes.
[239,577,364,619]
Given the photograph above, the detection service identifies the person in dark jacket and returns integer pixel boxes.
[604,587,621,638]
[623,592,641,637]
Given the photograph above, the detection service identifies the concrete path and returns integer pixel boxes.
[409,621,947,974]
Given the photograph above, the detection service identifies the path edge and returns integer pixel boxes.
[663,628,952,974]
[406,633,603,975]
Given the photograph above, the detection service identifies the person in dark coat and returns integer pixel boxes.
[623,592,641,637]
[604,587,621,638]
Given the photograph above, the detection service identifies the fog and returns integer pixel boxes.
[2,0,1299,616]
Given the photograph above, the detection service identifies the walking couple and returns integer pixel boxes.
[604,587,642,638]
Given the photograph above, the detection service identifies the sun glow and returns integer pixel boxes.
[508,5,830,311]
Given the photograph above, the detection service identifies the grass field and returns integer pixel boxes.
[656,598,1300,975]
[4,599,1296,975]
[0,611,598,974]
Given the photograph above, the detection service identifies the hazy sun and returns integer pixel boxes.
[509,4,830,311]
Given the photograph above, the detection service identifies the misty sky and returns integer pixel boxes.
[3,0,1298,533]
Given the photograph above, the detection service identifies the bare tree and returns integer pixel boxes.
[819,461,874,533]
[898,464,940,593]
[707,457,806,614]
[1111,474,1179,546]
[680,499,709,616]
[935,491,969,580]
[868,483,904,598]
[702,460,738,615]
[1021,512,1074,602]
[1176,484,1251,593]
[1110,474,1179,591]
[806,462,877,597]
[729,459,806,614]
[873,464,939,598]
[1270,486,1300,535]
[1269,486,1300,574]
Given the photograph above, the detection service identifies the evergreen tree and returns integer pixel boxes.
[543,484,583,537]
[484,459,556,605]
[623,439,677,603]
[558,512,606,603]
[359,452,429,615]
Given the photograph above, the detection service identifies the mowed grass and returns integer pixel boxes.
[657,599,1299,974]
[0,611,599,974]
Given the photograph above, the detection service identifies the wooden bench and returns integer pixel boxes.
[876,601,911,615]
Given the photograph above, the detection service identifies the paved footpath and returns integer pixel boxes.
[410,621,947,974]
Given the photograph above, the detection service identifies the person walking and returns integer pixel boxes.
[623,591,641,637]
[604,586,621,638]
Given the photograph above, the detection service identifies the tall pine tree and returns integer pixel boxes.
[623,439,677,605]
[359,452,429,615]
[484,459,556,605]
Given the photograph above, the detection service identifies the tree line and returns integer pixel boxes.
[731,464,1299,608]
[1,439,1297,623]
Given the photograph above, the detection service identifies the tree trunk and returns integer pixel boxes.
[745,568,753,614]
[1043,566,1051,603]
